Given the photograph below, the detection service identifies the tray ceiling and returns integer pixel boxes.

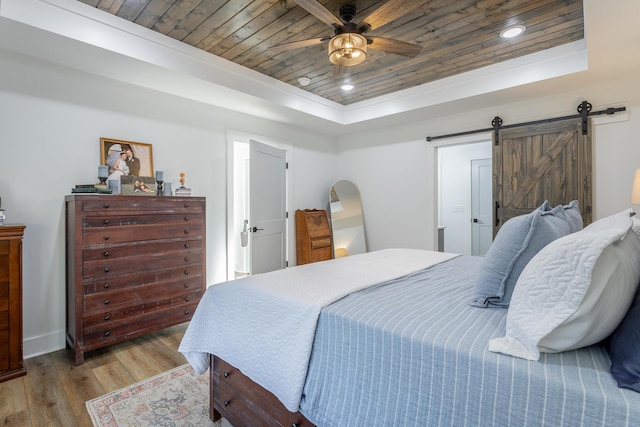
[76,0,584,106]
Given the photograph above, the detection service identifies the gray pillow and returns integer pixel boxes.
[471,201,571,308]
[563,200,583,232]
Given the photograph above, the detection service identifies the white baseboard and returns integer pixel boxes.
[23,330,66,359]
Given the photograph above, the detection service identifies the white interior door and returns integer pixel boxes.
[249,140,287,274]
[471,158,493,256]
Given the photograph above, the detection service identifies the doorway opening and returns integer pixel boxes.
[226,133,291,281]
[437,138,492,255]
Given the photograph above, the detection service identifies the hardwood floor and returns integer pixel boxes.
[0,323,189,426]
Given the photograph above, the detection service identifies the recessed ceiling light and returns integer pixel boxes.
[298,77,311,86]
[340,84,354,91]
[500,25,525,39]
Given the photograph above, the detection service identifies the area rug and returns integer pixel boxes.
[86,363,230,427]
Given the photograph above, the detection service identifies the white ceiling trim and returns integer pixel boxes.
[1,0,588,126]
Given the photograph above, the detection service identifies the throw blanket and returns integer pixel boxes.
[179,248,458,412]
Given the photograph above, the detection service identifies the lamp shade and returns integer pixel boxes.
[632,169,640,204]
[328,33,367,66]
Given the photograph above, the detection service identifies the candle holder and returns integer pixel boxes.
[155,171,164,196]
[98,165,109,186]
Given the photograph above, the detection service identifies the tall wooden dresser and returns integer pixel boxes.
[65,195,206,365]
[0,224,26,383]
[295,209,332,265]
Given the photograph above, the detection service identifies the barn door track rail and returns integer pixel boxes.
[426,101,626,144]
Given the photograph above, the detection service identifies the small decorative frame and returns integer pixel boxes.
[120,176,157,196]
[100,138,154,178]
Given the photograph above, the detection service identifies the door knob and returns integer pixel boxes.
[473,218,479,223]
[251,226,264,232]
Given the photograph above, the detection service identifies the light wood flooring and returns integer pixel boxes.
[0,323,189,426]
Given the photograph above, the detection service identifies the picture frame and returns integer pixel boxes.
[120,176,157,196]
[100,137,154,179]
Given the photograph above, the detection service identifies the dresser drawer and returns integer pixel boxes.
[83,290,201,328]
[83,279,201,312]
[84,266,202,295]
[82,250,202,279]
[83,223,202,246]
[82,302,198,348]
[82,239,201,262]
[81,197,202,213]
[83,212,203,228]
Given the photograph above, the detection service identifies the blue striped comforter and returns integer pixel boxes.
[299,255,640,426]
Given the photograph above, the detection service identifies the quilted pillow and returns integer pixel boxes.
[489,209,640,360]
[608,287,640,392]
[470,201,570,308]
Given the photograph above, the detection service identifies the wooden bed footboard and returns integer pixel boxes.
[210,355,314,426]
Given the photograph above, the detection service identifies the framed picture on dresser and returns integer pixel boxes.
[120,176,157,196]
[100,137,154,179]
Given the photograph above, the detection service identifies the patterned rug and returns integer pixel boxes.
[86,364,231,426]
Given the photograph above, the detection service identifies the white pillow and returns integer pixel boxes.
[489,209,640,360]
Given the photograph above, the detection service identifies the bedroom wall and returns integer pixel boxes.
[337,76,640,253]
[0,50,339,358]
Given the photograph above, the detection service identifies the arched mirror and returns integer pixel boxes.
[329,180,367,257]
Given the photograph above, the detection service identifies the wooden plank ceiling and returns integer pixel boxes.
[76,0,584,106]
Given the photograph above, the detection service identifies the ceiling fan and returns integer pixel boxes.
[271,0,424,69]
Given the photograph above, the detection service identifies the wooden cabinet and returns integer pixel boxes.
[65,195,206,365]
[0,224,26,383]
[295,209,332,265]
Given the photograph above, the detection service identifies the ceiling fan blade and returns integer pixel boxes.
[357,0,423,32]
[270,37,329,54]
[294,0,343,28]
[368,37,422,57]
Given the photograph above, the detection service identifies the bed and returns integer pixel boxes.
[179,208,640,426]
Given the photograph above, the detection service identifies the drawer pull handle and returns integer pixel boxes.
[184,243,190,248]
[184,270,190,275]
[184,216,190,221]
[104,299,110,305]
[184,229,190,234]
[104,251,110,257]
[104,267,110,273]
[104,284,110,289]
[184,257,189,262]
[185,296,190,302]
[103,203,110,208]
[223,371,230,378]
[223,400,231,407]
[184,203,190,208]
[293,424,300,427]
[104,331,110,336]
[184,283,190,288]
[104,315,110,321]
[103,219,110,225]
[104,236,110,241]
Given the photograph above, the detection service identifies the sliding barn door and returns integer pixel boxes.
[493,118,592,235]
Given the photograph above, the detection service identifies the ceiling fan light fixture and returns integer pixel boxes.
[328,33,367,66]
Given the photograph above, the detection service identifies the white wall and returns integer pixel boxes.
[337,77,640,253]
[0,50,338,358]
